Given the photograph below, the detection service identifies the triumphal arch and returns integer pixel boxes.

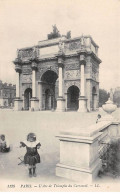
[13,30,101,112]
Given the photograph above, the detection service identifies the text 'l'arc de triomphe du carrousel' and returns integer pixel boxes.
[13,26,102,112]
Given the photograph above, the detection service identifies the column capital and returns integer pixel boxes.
[31,61,38,71]
[13,58,22,73]
[58,57,64,68]
[15,64,22,73]
[79,54,86,66]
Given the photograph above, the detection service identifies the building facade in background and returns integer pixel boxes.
[0,80,16,107]
[13,34,101,112]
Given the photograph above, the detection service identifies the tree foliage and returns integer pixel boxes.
[99,89,109,107]
[113,89,120,107]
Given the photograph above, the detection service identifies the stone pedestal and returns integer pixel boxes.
[56,97,65,112]
[30,98,39,111]
[14,98,23,111]
[56,128,102,182]
[101,98,117,122]
[78,96,87,112]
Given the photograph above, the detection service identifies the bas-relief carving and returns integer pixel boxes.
[64,41,81,51]
[22,75,32,83]
[22,65,32,74]
[91,62,99,81]
[65,63,79,70]
[65,70,80,79]
[39,61,58,67]
[18,49,33,59]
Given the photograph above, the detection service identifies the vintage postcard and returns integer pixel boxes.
[0,0,120,192]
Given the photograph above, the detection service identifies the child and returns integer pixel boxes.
[20,133,41,177]
[0,134,10,153]
[96,114,101,123]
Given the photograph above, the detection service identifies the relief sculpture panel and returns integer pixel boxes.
[64,41,81,51]
[18,48,33,59]
[22,65,32,75]
[65,63,79,70]
[65,70,80,80]
[22,75,32,83]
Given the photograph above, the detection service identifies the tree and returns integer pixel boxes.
[99,89,109,107]
[113,88,120,107]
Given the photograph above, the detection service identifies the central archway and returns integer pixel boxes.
[41,70,58,110]
[24,88,32,110]
[67,86,80,111]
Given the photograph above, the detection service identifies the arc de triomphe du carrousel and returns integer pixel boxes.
[13,28,101,112]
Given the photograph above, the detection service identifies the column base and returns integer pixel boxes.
[30,97,39,111]
[78,96,87,112]
[56,97,65,112]
[14,98,23,111]
[56,159,101,182]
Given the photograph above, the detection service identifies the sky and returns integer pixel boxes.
[0,0,120,91]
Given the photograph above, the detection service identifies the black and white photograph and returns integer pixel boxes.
[0,0,120,192]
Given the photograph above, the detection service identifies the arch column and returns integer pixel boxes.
[64,93,68,111]
[38,81,43,111]
[14,62,23,111]
[78,54,87,112]
[56,57,65,112]
[30,61,39,111]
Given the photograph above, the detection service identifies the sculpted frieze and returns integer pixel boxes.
[22,65,32,74]
[65,70,80,79]
[22,75,32,83]
[64,41,81,51]
[65,63,79,70]
[18,49,33,59]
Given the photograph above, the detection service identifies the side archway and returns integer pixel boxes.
[24,88,32,110]
[67,85,80,110]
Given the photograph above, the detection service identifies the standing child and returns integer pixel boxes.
[20,133,41,177]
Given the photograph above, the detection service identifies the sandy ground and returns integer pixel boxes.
[0,108,120,189]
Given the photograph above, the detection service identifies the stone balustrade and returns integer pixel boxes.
[56,119,120,182]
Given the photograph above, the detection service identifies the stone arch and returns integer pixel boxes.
[40,67,58,81]
[24,88,32,110]
[22,84,32,97]
[40,69,58,110]
[67,85,80,110]
[65,81,80,93]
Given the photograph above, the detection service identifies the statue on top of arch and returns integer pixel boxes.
[48,25,61,40]
[47,25,71,40]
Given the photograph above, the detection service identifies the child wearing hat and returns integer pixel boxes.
[20,133,41,177]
